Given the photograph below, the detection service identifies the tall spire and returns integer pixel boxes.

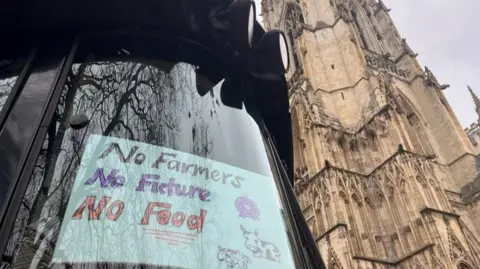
[468,85,480,120]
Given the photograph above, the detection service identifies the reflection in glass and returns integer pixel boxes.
[0,76,17,113]
[1,57,286,269]
[0,55,25,115]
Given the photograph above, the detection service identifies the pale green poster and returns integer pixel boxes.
[51,134,296,268]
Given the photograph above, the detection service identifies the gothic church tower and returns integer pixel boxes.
[261,0,480,268]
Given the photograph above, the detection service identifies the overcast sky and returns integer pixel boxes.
[255,0,480,128]
[384,0,480,128]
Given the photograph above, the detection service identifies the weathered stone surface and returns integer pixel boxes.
[263,0,480,268]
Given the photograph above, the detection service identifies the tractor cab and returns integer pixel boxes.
[0,0,325,268]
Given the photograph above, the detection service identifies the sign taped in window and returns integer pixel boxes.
[51,134,296,269]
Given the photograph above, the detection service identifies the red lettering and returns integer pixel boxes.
[106,200,125,221]
[140,202,207,232]
[172,212,186,227]
[158,210,171,225]
[187,209,207,232]
[72,196,111,220]
[140,202,172,225]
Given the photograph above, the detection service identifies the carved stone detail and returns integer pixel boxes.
[332,0,352,22]
[287,68,305,92]
[373,25,382,40]
[262,0,480,267]
[286,3,305,38]
[327,235,345,269]
[377,0,391,13]
[446,222,468,264]
[365,52,409,79]
[424,66,450,90]
[402,38,418,57]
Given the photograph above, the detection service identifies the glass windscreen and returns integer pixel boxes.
[0,54,27,117]
[0,50,30,207]
[0,76,16,110]
[0,42,31,116]
[1,39,298,269]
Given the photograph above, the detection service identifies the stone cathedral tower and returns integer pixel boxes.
[261,0,480,268]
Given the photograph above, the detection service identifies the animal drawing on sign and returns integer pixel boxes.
[217,246,251,269]
[234,196,260,221]
[240,225,281,262]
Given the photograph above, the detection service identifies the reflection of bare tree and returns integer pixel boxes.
[2,60,214,269]
[0,76,17,111]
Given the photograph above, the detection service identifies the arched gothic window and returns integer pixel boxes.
[351,9,369,50]
[351,194,366,255]
[323,193,332,228]
[348,1,388,54]
[314,198,326,235]
[396,94,435,156]
[415,176,439,208]
[291,109,307,175]
[285,4,304,72]
[407,113,435,155]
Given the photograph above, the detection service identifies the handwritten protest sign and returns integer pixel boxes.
[51,134,296,268]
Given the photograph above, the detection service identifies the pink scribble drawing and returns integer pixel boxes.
[234,196,260,221]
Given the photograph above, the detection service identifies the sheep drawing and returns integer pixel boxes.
[239,225,281,262]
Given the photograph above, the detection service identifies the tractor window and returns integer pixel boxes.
[1,36,299,269]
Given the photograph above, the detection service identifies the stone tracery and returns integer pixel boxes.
[284,2,305,74]
[264,0,480,268]
[295,148,480,266]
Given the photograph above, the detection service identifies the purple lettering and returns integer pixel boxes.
[175,185,190,197]
[158,183,167,194]
[167,178,179,196]
[84,168,124,188]
[188,187,198,199]
[151,181,159,193]
[136,173,212,202]
[199,190,211,202]
[136,174,160,192]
